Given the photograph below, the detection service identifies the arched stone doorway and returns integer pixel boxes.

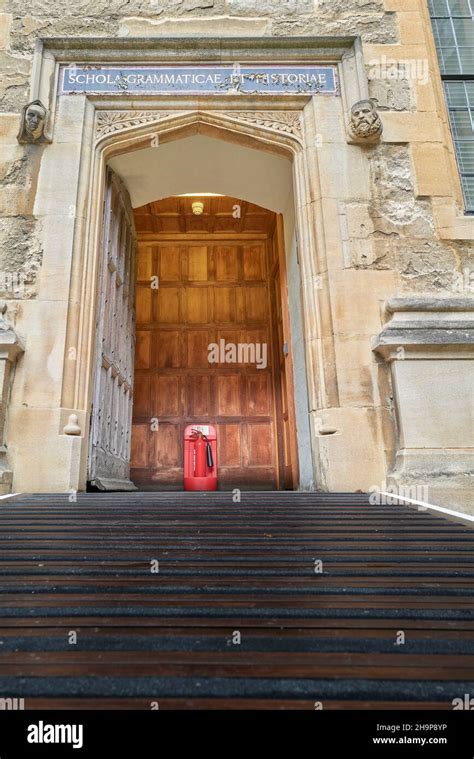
[5,37,401,497]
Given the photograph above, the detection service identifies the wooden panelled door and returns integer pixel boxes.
[88,168,137,490]
[269,216,299,489]
[130,196,298,490]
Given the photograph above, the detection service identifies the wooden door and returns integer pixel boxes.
[88,168,137,490]
[270,216,299,488]
[131,237,281,489]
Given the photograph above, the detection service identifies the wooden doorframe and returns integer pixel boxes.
[273,213,300,488]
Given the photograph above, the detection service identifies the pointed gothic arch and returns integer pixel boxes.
[59,104,338,491]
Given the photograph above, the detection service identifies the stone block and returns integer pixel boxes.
[344,203,375,239]
[35,214,76,301]
[7,405,84,492]
[314,406,387,492]
[13,299,69,408]
[316,143,371,201]
[330,269,397,336]
[414,79,437,112]
[412,143,452,197]
[364,43,429,61]
[33,142,83,217]
[334,334,378,407]
[369,76,413,112]
[393,358,474,448]
[226,0,313,13]
[397,11,426,45]
[52,95,88,144]
[383,0,421,9]
[0,113,20,143]
[118,14,271,36]
[311,95,347,144]
[382,111,443,142]
[0,187,31,216]
[0,216,42,298]
[0,13,11,49]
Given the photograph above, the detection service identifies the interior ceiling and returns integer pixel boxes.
[134,195,276,236]
[108,134,293,213]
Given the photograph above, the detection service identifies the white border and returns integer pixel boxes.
[380,491,474,524]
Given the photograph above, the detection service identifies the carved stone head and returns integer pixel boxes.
[348,98,382,144]
[17,100,49,144]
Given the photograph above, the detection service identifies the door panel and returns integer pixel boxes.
[247,423,274,466]
[243,243,266,280]
[160,245,181,280]
[187,375,211,417]
[247,374,271,416]
[88,168,137,490]
[215,246,239,281]
[217,375,241,417]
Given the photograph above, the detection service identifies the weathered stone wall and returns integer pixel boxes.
[0,4,464,322]
[345,145,474,292]
[2,0,397,73]
[0,0,472,304]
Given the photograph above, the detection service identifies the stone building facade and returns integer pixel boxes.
[0,0,472,512]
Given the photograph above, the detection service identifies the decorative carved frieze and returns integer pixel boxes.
[223,111,303,140]
[95,109,303,142]
[96,111,176,139]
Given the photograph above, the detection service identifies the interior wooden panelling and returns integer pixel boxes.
[130,196,298,490]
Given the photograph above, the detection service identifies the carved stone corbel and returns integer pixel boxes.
[63,414,81,436]
[346,98,383,146]
[17,99,51,144]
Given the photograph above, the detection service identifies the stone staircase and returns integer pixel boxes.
[0,491,473,709]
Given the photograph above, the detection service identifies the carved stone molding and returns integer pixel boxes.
[95,109,303,142]
[373,297,474,361]
[222,111,303,141]
[0,303,24,494]
[96,111,176,139]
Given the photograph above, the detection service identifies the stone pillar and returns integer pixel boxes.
[0,305,24,493]
[373,298,474,514]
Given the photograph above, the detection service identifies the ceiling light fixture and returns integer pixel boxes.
[192,202,204,215]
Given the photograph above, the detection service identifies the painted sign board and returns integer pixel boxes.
[59,64,338,96]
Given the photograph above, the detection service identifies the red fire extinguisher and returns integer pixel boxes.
[184,425,217,491]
